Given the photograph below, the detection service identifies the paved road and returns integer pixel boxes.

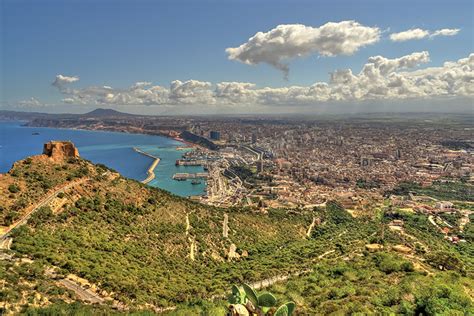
[0,178,89,241]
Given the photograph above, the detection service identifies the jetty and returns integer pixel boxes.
[133,147,160,184]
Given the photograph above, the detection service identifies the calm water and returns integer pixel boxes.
[0,122,206,197]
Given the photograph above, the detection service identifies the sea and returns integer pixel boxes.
[0,121,206,197]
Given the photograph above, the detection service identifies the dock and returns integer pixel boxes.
[133,147,160,184]
[172,172,209,181]
[175,159,207,166]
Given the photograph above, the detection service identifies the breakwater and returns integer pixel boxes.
[133,147,160,184]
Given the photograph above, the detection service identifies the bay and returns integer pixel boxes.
[0,121,206,197]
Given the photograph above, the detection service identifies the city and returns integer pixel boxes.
[1,0,473,314]
[15,111,473,211]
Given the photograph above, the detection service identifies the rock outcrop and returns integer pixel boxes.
[227,243,240,261]
[43,141,80,161]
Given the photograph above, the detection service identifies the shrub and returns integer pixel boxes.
[8,184,20,194]
[27,206,53,227]
[374,253,413,274]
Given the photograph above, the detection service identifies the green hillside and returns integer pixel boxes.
[1,153,473,315]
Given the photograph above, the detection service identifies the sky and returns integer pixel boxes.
[1,0,473,114]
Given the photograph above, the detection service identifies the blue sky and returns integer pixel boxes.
[1,0,473,113]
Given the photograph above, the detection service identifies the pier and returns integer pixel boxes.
[172,172,209,181]
[175,159,207,166]
[133,147,160,184]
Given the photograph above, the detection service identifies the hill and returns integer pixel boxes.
[82,108,135,117]
[0,142,473,315]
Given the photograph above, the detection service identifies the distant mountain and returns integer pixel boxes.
[82,108,134,117]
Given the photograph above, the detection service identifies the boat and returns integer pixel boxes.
[32,132,40,135]
[191,180,201,185]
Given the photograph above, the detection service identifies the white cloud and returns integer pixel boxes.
[364,51,430,75]
[48,52,473,109]
[215,82,257,104]
[390,27,460,42]
[52,74,80,88]
[169,80,214,104]
[226,21,381,77]
[389,28,430,42]
[62,98,76,104]
[430,28,460,38]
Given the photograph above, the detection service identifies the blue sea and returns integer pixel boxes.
[0,121,206,197]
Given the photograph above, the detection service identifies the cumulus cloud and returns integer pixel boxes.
[390,28,460,42]
[49,52,473,108]
[364,51,430,75]
[169,80,214,104]
[226,21,381,78]
[215,82,257,103]
[52,74,80,88]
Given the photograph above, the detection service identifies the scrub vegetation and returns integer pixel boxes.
[1,156,472,315]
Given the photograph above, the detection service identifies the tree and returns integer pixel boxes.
[425,251,464,273]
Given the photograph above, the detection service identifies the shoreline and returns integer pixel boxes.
[21,121,192,147]
[133,147,160,184]
[1,122,208,197]
[22,120,210,151]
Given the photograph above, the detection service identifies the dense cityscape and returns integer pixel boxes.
[16,111,473,208]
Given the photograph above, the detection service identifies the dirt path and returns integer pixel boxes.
[0,178,89,241]
[57,279,105,304]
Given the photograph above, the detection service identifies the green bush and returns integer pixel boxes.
[8,184,20,193]
[374,253,414,274]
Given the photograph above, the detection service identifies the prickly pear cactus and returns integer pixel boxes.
[227,284,295,316]
[242,283,258,307]
[274,304,289,316]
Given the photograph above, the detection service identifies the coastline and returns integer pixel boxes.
[1,121,208,197]
[23,120,209,151]
[133,147,160,184]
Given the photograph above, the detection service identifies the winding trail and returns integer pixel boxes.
[306,217,318,238]
[133,147,160,184]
